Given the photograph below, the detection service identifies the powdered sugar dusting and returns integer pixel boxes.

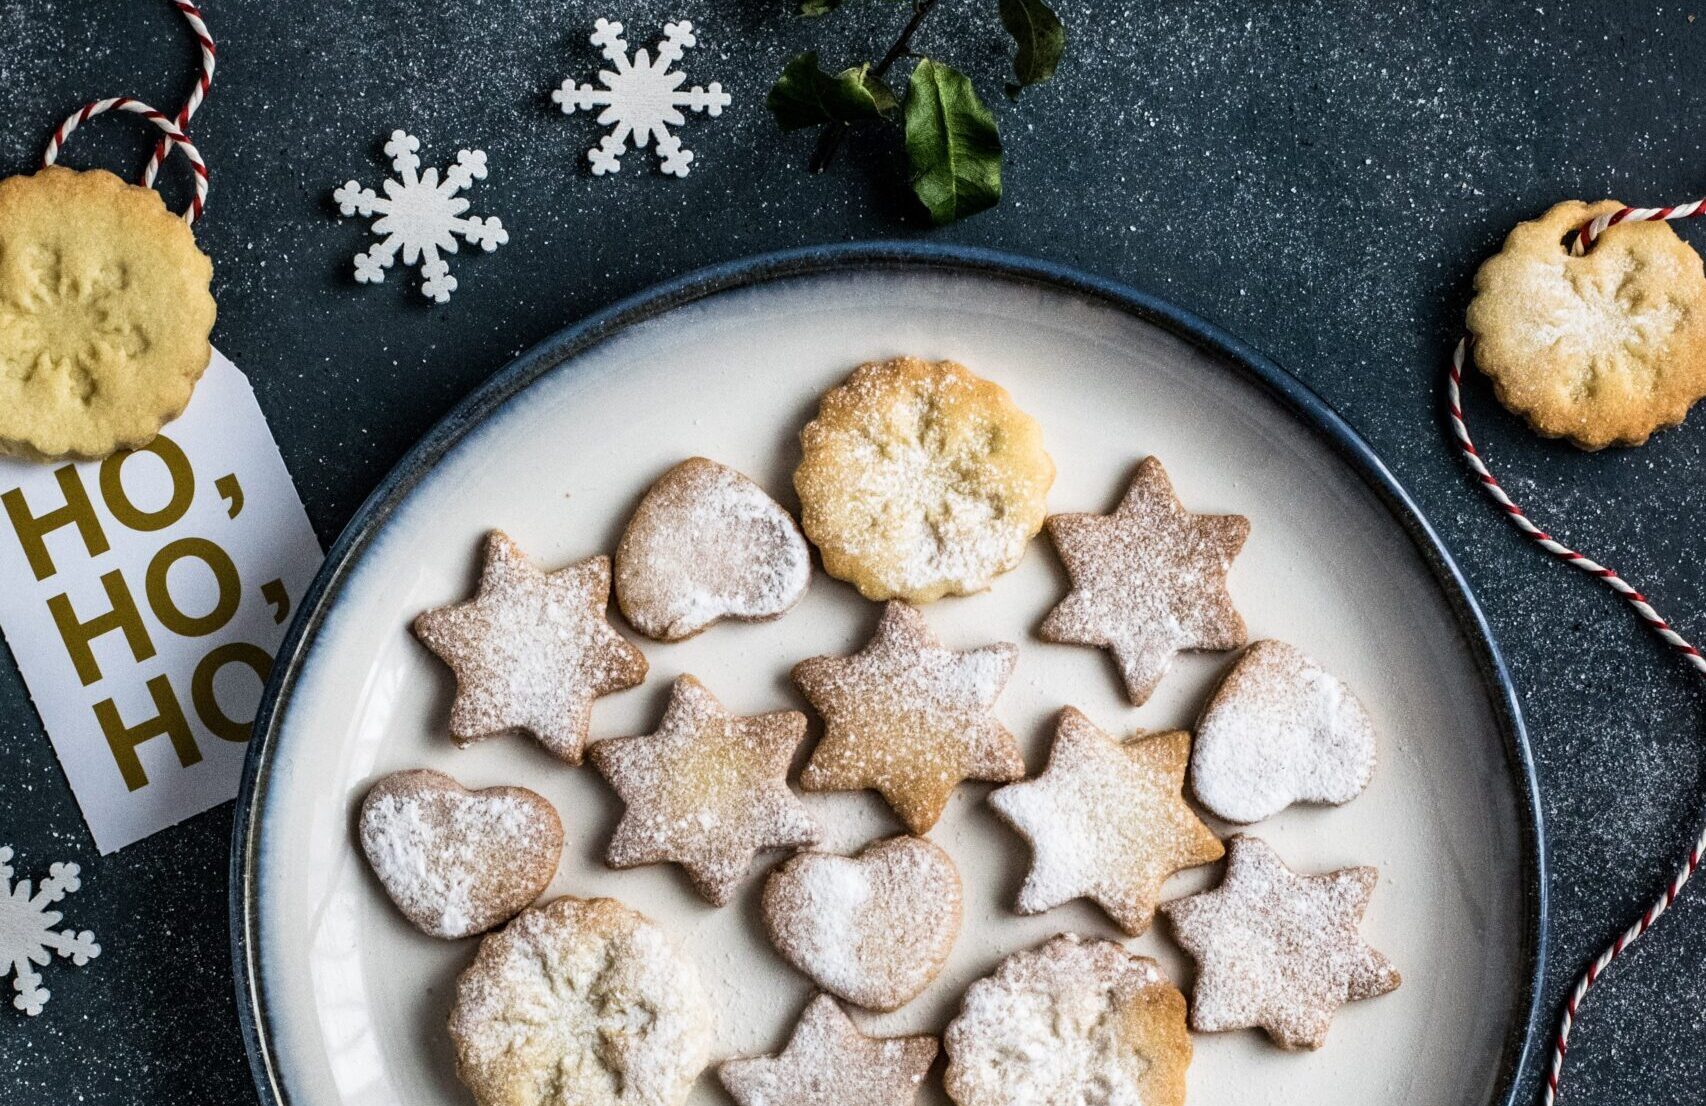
[450,896,714,1106]
[1041,456,1248,705]
[989,709,1222,935]
[794,357,1053,603]
[1190,640,1377,824]
[590,675,818,905]
[944,934,1185,1106]
[358,769,562,940]
[615,458,811,642]
[794,601,1024,834]
[718,994,936,1106]
[1160,835,1401,1050]
[413,531,647,764]
[761,836,962,1011]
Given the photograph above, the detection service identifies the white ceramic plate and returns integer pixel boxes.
[233,246,1543,1106]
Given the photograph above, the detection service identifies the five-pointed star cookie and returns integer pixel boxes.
[988,707,1223,935]
[413,530,648,764]
[1160,834,1401,1049]
[1040,456,1249,705]
[719,993,937,1106]
[589,674,819,905]
[794,601,1025,834]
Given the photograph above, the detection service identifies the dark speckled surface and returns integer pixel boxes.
[2,2,1705,1104]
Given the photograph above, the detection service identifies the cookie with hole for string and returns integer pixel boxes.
[0,167,215,460]
[1467,198,1706,450]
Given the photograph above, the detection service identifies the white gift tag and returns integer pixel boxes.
[0,349,322,853]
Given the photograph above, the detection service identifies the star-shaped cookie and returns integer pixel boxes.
[1040,457,1249,705]
[794,601,1024,834]
[719,993,937,1106]
[988,707,1223,935]
[588,674,819,905]
[1160,834,1401,1049]
[413,530,647,764]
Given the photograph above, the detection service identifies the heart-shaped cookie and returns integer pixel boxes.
[615,457,811,641]
[761,835,961,1011]
[358,769,563,939]
[1189,640,1376,824]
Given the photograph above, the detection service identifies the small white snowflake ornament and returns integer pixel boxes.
[551,19,731,177]
[333,130,509,303]
[1,846,100,1016]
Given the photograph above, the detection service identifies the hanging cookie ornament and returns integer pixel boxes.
[1449,196,1706,1102]
[0,1,217,461]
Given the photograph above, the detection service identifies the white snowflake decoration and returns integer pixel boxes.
[551,19,731,177]
[333,130,509,303]
[1,846,100,1016]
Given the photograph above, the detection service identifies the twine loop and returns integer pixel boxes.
[38,1,216,224]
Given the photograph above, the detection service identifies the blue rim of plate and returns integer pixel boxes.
[230,241,1547,1106]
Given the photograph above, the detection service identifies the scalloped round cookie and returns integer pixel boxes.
[943,934,1190,1106]
[1467,199,1706,450]
[449,896,714,1106]
[794,357,1054,603]
[0,167,215,460]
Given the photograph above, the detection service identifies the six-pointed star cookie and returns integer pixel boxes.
[414,530,647,764]
[589,674,819,905]
[1040,456,1249,705]
[794,601,1025,834]
[719,993,937,1106]
[1160,834,1401,1049]
[989,707,1223,935]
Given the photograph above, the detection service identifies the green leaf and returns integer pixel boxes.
[767,53,897,131]
[998,0,1065,88]
[903,58,1003,225]
[799,0,839,15]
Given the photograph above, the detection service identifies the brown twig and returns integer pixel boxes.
[807,0,939,174]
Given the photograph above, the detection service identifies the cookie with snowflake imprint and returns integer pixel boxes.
[1189,640,1377,824]
[1159,834,1401,1050]
[943,934,1190,1106]
[1468,199,1706,450]
[450,896,714,1106]
[588,674,818,905]
[794,357,1055,604]
[762,835,962,1011]
[0,167,214,460]
[1040,456,1249,705]
[720,993,937,1106]
[988,708,1222,935]
[413,531,647,765]
[794,601,1025,834]
[615,457,811,641]
[358,769,562,939]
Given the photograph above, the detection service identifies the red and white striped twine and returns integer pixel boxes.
[38,1,215,223]
[1448,200,1706,1104]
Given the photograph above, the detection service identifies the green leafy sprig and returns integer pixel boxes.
[767,0,1066,225]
